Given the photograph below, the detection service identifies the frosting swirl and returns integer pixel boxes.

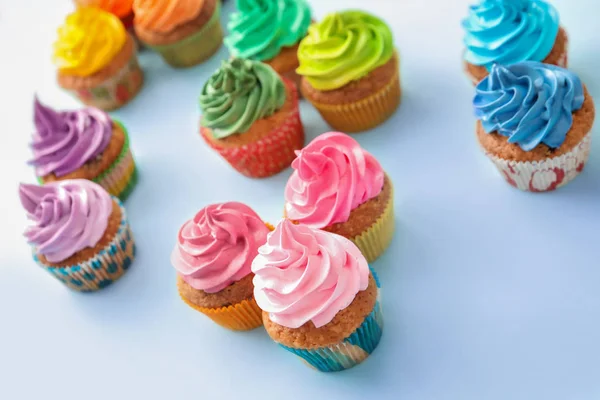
[200,58,286,139]
[133,0,204,33]
[296,10,394,91]
[463,0,559,70]
[284,132,384,228]
[53,7,127,76]
[28,98,113,177]
[75,0,134,18]
[252,219,369,329]
[171,202,270,293]
[474,62,584,151]
[225,0,312,62]
[19,180,113,263]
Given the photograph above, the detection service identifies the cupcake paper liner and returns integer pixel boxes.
[350,180,395,263]
[280,270,383,372]
[483,133,591,192]
[304,57,401,133]
[38,120,138,201]
[178,292,264,331]
[146,1,223,68]
[68,41,144,111]
[201,79,305,178]
[32,199,135,292]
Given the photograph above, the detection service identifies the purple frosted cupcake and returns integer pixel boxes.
[29,97,137,201]
[19,179,135,291]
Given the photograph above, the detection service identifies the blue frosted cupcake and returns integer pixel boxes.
[252,219,382,372]
[462,0,568,84]
[19,179,135,291]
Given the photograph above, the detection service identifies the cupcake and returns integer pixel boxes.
[171,202,272,330]
[297,10,400,133]
[29,98,138,201]
[72,0,142,48]
[252,219,383,372]
[224,0,312,89]
[20,180,135,292]
[474,62,595,192]
[133,0,223,68]
[54,7,144,110]
[284,132,394,263]
[200,58,305,178]
[462,0,568,85]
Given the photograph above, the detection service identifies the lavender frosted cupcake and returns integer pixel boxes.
[29,98,137,201]
[19,180,135,291]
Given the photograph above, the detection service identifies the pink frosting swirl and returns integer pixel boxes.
[171,202,270,293]
[284,131,384,228]
[252,219,369,328]
[19,180,113,263]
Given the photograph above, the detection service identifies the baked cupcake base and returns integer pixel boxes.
[201,78,305,178]
[137,0,222,68]
[301,52,401,133]
[464,27,569,85]
[33,198,135,292]
[476,88,595,192]
[57,34,144,111]
[264,270,382,372]
[265,42,303,95]
[39,120,138,201]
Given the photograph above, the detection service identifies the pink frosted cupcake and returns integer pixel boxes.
[171,202,272,331]
[252,219,383,372]
[284,132,394,262]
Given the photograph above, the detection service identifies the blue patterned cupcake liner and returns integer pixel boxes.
[32,198,135,292]
[280,268,383,372]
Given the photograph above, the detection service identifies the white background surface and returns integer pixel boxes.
[1,0,599,399]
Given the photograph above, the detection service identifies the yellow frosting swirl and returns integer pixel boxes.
[53,7,127,77]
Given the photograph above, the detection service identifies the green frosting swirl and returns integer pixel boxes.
[225,0,312,62]
[200,59,287,138]
[297,10,394,91]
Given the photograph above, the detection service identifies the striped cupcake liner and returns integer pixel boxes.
[178,291,264,331]
[484,133,592,192]
[65,35,144,111]
[303,52,401,133]
[145,1,223,68]
[201,79,305,178]
[350,179,395,263]
[280,270,383,372]
[33,199,135,292]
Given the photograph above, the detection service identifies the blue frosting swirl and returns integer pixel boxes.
[463,0,559,70]
[474,62,584,151]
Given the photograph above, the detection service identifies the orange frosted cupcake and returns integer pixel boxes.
[297,10,400,133]
[54,7,144,111]
[224,0,312,89]
[133,0,223,68]
[171,202,272,331]
[284,132,394,263]
[200,58,305,178]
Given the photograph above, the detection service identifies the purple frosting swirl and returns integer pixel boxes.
[19,180,113,263]
[29,97,112,177]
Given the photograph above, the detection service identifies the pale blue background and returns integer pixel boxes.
[0,0,599,399]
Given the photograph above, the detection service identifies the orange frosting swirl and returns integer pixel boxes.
[75,0,134,18]
[133,0,204,33]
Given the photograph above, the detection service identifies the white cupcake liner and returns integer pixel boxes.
[485,134,592,192]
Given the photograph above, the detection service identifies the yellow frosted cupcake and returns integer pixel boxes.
[54,7,144,111]
[297,10,401,133]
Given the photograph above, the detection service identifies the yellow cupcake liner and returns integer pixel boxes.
[350,181,395,263]
[146,2,223,68]
[304,56,401,133]
[178,290,264,331]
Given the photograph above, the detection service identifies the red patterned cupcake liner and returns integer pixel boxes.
[200,79,305,178]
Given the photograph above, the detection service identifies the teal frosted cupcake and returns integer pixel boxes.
[225,0,312,87]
